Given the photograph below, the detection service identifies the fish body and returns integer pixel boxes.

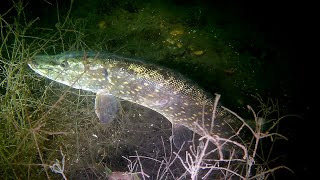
[28,52,241,149]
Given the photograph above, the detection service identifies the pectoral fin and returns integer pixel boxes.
[95,92,119,123]
[172,124,194,149]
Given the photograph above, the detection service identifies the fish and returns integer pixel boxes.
[28,52,244,154]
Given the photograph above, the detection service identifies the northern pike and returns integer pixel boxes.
[28,52,244,154]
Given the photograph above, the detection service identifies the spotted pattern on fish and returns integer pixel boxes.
[28,52,242,147]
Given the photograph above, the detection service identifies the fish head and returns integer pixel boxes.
[28,53,110,92]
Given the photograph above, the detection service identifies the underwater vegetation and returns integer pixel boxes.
[0,0,297,179]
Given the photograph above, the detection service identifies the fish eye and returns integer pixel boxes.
[60,60,69,68]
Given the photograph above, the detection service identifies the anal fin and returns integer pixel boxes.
[172,124,194,150]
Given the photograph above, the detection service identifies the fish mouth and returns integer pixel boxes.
[27,58,40,72]
[27,60,36,70]
[27,55,41,68]
[27,56,50,77]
